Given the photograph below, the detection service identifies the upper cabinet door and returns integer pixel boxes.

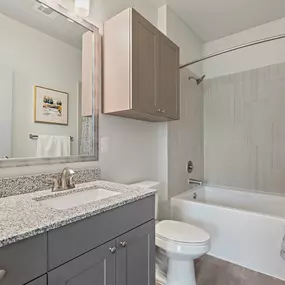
[158,32,180,120]
[131,10,159,115]
[116,220,155,285]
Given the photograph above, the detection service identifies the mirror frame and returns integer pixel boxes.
[0,0,100,168]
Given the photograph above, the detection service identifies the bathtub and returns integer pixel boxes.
[170,185,285,281]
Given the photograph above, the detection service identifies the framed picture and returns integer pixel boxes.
[34,85,68,125]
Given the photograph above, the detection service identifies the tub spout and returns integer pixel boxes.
[188,178,203,186]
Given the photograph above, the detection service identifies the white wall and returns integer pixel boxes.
[0,13,82,158]
[0,66,13,158]
[203,17,285,79]
[156,5,204,218]
[158,5,202,76]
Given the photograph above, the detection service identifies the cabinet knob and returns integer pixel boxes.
[157,109,161,113]
[161,110,166,113]
[109,247,117,254]
[120,241,127,247]
[0,269,7,281]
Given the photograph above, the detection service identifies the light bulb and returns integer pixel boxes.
[74,0,90,18]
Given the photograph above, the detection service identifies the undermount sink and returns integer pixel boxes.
[39,188,120,210]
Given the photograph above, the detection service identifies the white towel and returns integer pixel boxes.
[36,135,71,157]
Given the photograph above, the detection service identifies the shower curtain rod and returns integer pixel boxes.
[180,34,285,69]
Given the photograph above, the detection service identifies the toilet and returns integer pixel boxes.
[131,181,211,285]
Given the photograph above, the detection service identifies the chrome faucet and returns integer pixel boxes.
[52,168,76,192]
[188,178,203,186]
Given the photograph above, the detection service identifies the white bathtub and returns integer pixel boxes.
[171,185,285,281]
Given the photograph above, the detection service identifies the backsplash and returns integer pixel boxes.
[204,62,285,194]
[0,168,101,198]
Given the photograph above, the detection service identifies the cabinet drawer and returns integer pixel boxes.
[0,234,47,285]
[48,196,155,269]
[26,275,47,285]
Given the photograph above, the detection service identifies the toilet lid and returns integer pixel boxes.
[156,220,210,244]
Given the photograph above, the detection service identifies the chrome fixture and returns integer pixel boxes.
[181,34,285,69]
[109,247,117,254]
[187,161,194,173]
[188,75,205,85]
[188,178,203,186]
[120,241,127,247]
[52,167,76,192]
[29,133,74,141]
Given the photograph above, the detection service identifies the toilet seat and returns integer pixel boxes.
[156,220,210,244]
[156,221,211,257]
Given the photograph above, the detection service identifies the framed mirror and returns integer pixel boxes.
[0,0,99,168]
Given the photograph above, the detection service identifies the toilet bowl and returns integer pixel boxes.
[156,220,210,285]
[130,181,211,285]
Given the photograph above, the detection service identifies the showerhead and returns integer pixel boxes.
[189,75,206,85]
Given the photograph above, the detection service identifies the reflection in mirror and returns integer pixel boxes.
[0,0,97,161]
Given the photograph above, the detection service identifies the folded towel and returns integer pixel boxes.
[36,135,70,157]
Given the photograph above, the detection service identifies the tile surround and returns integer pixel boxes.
[168,69,204,198]
[0,168,101,198]
[204,62,285,194]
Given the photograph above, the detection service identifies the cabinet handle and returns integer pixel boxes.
[0,269,7,281]
[120,241,127,247]
[157,109,161,113]
[109,247,117,254]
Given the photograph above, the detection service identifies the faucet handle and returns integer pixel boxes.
[68,175,76,189]
[51,178,61,192]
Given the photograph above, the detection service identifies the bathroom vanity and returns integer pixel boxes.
[0,181,156,285]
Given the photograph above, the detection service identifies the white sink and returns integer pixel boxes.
[39,188,120,210]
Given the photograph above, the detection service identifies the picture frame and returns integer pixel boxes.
[34,85,68,125]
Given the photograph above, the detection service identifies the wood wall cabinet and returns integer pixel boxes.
[103,8,180,122]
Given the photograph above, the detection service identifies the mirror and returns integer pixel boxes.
[0,0,99,167]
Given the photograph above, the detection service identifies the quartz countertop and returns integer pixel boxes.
[0,181,157,248]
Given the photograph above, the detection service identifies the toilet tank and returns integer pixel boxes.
[130,181,160,219]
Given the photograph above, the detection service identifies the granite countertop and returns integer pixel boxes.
[0,181,157,248]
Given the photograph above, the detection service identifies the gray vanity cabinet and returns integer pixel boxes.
[48,241,116,285]
[26,275,47,285]
[0,196,155,285]
[48,221,155,285]
[116,220,155,285]
[0,234,47,285]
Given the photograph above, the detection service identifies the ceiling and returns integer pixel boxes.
[0,0,88,49]
[162,0,285,42]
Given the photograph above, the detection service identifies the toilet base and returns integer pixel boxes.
[166,258,196,285]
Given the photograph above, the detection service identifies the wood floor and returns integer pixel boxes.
[156,255,285,285]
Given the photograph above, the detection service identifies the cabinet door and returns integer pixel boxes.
[158,32,180,119]
[26,275,47,285]
[48,241,116,285]
[132,9,159,115]
[116,220,155,285]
